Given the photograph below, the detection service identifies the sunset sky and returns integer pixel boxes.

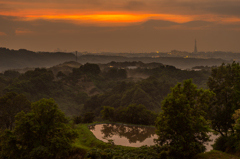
[1,0,240,52]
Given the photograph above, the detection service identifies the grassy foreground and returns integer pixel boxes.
[68,123,135,158]
[194,150,240,159]
[70,124,240,159]
[68,123,115,158]
[73,123,111,150]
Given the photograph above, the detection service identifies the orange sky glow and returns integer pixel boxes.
[24,14,194,24]
[2,0,240,24]
[1,10,240,25]
[1,0,240,52]
[1,0,240,26]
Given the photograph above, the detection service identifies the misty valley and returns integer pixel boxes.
[0,49,240,159]
[2,0,240,158]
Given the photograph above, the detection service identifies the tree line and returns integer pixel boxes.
[0,61,210,117]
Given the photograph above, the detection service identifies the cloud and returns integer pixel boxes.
[1,0,240,25]
[203,2,240,16]
[15,29,33,35]
[0,32,6,36]
[0,3,8,10]
[151,0,240,17]
[2,0,239,16]
[122,1,146,10]
[0,15,240,52]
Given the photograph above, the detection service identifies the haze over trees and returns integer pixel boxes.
[0,48,75,72]
[1,58,240,158]
[0,47,228,72]
[0,61,211,117]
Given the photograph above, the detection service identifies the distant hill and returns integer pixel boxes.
[0,48,75,72]
[0,47,230,72]
[49,61,82,76]
[78,55,229,69]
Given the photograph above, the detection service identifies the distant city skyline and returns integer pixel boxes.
[1,0,240,52]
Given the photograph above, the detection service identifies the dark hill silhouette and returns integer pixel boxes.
[49,61,82,76]
[78,55,227,69]
[0,48,75,72]
[0,47,229,72]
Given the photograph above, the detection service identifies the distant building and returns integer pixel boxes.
[194,39,198,54]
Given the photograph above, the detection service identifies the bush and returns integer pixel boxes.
[100,104,157,125]
[83,112,95,123]
[4,70,20,78]
[86,145,163,159]
[73,116,82,124]
[213,136,228,152]
[80,63,101,75]
[213,135,237,153]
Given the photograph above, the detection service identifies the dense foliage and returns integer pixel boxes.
[207,62,240,136]
[80,63,101,75]
[0,98,78,159]
[2,60,240,158]
[4,68,57,100]
[1,67,89,116]
[104,67,127,79]
[86,146,164,159]
[83,64,210,116]
[101,104,157,125]
[0,92,31,130]
[0,61,211,117]
[82,112,95,123]
[213,108,240,153]
[84,77,173,114]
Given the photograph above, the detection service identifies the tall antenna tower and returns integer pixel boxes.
[194,39,198,54]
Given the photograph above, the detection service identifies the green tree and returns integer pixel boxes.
[124,104,157,125]
[106,67,118,78]
[234,115,240,140]
[83,112,95,123]
[4,70,20,79]
[7,68,56,96]
[101,104,157,125]
[0,98,78,159]
[0,92,31,130]
[101,106,115,121]
[80,63,101,75]
[118,68,127,79]
[106,68,127,79]
[73,115,82,124]
[155,79,213,158]
[75,92,88,105]
[56,71,66,79]
[19,68,54,81]
[207,62,240,136]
